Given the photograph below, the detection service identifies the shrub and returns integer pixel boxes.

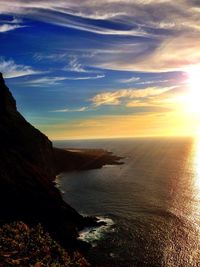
[0,221,90,267]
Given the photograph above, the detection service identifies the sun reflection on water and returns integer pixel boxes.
[192,137,200,193]
[189,136,200,227]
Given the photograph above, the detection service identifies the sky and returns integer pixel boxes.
[0,0,200,140]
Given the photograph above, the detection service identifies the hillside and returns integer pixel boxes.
[0,72,109,249]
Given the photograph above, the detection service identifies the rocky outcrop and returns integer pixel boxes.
[0,73,100,248]
[54,147,123,173]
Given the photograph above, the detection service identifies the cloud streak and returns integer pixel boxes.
[51,107,87,113]
[26,74,105,86]
[64,74,105,80]
[25,76,67,86]
[0,58,42,78]
[64,56,87,73]
[0,17,26,32]
[90,87,173,107]
[0,24,25,32]
[119,77,140,83]
[0,1,189,37]
[1,1,200,71]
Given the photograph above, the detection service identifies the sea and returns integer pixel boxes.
[53,137,200,267]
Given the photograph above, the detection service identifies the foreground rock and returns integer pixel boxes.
[0,73,121,249]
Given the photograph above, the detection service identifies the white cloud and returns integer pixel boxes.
[0,1,172,37]
[51,107,87,113]
[33,52,68,62]
[26,74,105,86]
[0,17,22,24]
[119,77,140,83]
[10,17,23,24]
[0,24,25,32]
[90,86,173,106]
[26,76,67,86]
[0,58,42,78]
[1,1,200,71]
[89,32,200,72]
[0,1,199,36]
[137,79,171,85]
[64,57,87,73]
[48,20,153,37]
[0,16,26,32]
[64,74,105,80]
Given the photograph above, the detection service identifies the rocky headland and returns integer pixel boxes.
[0,72,122,254]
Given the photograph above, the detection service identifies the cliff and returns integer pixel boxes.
[0,73,102,249]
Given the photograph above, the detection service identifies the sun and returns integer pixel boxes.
[186,65,200,114]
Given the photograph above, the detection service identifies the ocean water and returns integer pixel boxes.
[54,137,200,267]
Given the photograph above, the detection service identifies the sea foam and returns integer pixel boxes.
[78,216,114,246]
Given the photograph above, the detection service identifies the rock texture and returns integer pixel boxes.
[0,73,99,248]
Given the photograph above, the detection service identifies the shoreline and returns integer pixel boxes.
[54,146,123,241]
[0,73,124,264]
[54,147,124,174]
[0,72,122,253]
[51,145,124,253]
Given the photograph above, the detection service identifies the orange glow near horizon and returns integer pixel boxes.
[38,110,198,141]
[35,65,200,141]
[186,65,200,115]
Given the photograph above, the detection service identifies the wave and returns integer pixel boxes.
[78,216,114,246]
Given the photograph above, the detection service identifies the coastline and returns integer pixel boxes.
[54,146,123,240]
[0,72,123,265]
[54,147,123,174]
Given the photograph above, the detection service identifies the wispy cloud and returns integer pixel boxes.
[33,52,68,62]
[90,87,173,107]
[137,79,171,85]
[25,76,67,86]
[1,1,200,72]
[88,32,200,72]
[0,58,42,78]
[63,57,87,73]
[64,74,105,80]
[0,17,22,24]
[0,17,26,32]
[0,24,25,32]
[119,77,140,83]
[34,53,104,75]
[0,1,176,37]
[25,74,105,86]
[51,107,87,113]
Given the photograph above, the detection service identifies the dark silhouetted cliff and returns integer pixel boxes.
[0,73,102,248]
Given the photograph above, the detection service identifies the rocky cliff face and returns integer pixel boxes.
[0,73,94,248]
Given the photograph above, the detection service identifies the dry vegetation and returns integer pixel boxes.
[0,221,90,267]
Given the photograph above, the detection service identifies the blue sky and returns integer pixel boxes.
[0,1,200,139]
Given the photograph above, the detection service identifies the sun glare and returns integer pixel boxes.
[186,65,200,114]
